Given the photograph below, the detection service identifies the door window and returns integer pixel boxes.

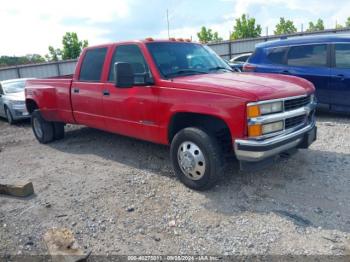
[287,44,327,67]
[79,47,107,82]
[266,47,287,64]
[335,43,350,69]
[109,45,149,83]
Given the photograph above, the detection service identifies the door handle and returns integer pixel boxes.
[73,88,79,93]
[336,74,345,81]
[102,90,110,96]
[281,70,290,74]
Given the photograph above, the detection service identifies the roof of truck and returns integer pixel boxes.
[84,39,199,50]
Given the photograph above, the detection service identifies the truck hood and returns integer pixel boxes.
[169,72,315,101]
[4,91,25,101]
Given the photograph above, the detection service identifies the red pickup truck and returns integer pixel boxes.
[25,39,317,190]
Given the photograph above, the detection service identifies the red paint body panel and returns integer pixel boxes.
[25,40,315,146]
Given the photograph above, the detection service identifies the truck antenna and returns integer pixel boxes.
[167,9,171,38]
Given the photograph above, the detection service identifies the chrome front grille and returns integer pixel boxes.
[285,115,306,129]
[284,96,311,111]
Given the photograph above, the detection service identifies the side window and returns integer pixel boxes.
[335,43,350,69]
[79,48,107,82]
[287,44,327,67]
[109,45,148,82]
[235,55,249,63]
[266,47,287,64]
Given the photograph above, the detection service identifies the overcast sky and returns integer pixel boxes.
[1,0,349,56]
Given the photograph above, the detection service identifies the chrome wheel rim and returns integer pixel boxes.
[33,118,43,138]
[177,141,206,180]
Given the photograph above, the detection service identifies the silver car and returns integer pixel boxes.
[0,78,33,124]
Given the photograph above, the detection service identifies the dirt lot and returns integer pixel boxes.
[1,112,350,259]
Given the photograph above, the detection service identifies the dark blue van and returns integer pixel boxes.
[244,35,350,113]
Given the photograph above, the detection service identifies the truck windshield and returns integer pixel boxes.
[146,42,232,78]
[2,81,25,94]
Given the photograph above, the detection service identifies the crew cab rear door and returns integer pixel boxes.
[101,44,160,142]
[329,43,350,111]
[285,44,331,105]
[71,47,108,129]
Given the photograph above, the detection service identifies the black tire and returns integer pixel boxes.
[53,122,65,140]
[170,127,224,190]
[31,110,54,144]
[5,107,15,125]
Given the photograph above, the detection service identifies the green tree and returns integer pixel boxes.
[306,19,325,32]
[346,17,350,27]
[25,54,46,63]
[336,23,344,29]
[46,32,88,61]
[47,46,62,61]
[197,26,222,43]
[0,54,45,67]
[230,14,262,40]
[61,32,88,60]
[274,17,297,35]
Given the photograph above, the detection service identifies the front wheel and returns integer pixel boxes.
[31,110,54,144]
[5,107,15,125]
[170,127,224,190]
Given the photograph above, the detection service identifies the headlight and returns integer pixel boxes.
[10,100,25,105]
[248,121,284,137]
[10,100,26,110]
[259,102,283,115]
[247,101,284,138]
[247,101,283,118]
[262,121,284,135]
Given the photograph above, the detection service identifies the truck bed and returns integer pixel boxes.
[25,78,76,124]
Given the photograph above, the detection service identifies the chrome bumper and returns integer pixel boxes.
[234,120,316,162]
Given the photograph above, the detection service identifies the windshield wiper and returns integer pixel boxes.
[165,69,208,78]
[208,66,233,72]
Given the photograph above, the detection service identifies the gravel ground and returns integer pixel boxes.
[0,112,350,259]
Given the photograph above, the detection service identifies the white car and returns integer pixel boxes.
[0,78,34,124]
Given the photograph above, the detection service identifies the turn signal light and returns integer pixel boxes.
[243,63,256,72]
[248,124,262,137]
[247,105,260,118]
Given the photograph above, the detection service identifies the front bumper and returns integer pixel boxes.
[9,105,30,120]
[234,120,317,162]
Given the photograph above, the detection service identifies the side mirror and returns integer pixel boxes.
[114,62,134,88]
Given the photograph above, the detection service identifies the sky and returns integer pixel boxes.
[0,0,349,56]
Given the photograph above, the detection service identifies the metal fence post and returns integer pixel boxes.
[16,66,21,78]
[228,41,232,59]
[56,62,61,76]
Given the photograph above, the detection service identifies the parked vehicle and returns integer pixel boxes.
[25,39,317,190]
[244,34,350,113]
[0,78,32,124]
[228,53,252,72]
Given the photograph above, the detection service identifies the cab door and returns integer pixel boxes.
[71,47,108,129]
[101,44,160,143]
[329,43,350,111]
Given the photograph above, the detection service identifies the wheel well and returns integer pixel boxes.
[168,113,232,153]
[25,99,38,114]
